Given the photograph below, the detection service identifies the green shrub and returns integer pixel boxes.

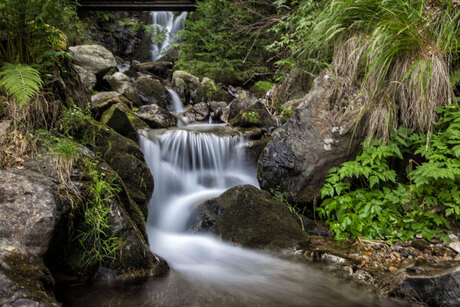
[176,0,281,84]
[318,105,460,243]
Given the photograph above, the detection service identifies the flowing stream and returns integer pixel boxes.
[60,124,408,306]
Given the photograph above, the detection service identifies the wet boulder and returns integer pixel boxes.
[136,104,177,128]
[101,102,149,141]
[183,102,209,122]
[228,92,258,122]
[69,45,117,76]
[190,185,308,249]
[208,101,229,123]
[134,76,171,109]
[257,69,365,203]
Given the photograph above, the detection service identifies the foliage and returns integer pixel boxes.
[75,159,121,269]
[0,0,80,65]
[176,0,283,84]
[0,63,43,107]
[318,105,460,243]
[267,0,329,75]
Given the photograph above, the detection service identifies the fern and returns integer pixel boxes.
[0,63,43,107]
[318,105,460,243]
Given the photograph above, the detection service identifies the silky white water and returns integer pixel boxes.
[136,126,400,306]
[62,126,405,306]
[150,11,187,61]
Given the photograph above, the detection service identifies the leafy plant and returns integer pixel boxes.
[270,186,306,231]
[0,63,43,107]
[75,159,121,269]
[318,105,460,243]
[242,111,260,124]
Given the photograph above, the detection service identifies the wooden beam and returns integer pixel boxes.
[77,0,197,11]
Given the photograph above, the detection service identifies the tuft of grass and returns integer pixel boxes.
[308,0,459,139]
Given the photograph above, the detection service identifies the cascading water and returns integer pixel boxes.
[150,11,187,61]
[62,125,407,306]
[134,126,403,306]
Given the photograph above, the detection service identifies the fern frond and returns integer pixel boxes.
[0,63,43,107]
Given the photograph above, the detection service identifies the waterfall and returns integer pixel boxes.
[150,11,187,61]
[167,88,184,113]
[137,126,398,306]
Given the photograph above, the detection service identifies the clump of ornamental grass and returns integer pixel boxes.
[309,0,459,139]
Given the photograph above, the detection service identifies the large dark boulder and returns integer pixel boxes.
[257,69,365,203]
[190,185,308,249]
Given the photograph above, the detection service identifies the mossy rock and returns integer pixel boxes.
[101,102,149,141]
[62,114,153,226]
[230,103,277,129]
[134,76,170,108]
[191,185,308,249]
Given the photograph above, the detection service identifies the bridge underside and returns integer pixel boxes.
[77,0,197,11]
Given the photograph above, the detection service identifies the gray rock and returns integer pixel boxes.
[91,91,120,110]
[72,64,97,91]
[69,45,117,75]
[0,170,64,260]
[392,263,460,306]
[228,92,258,122]
[103,72,131,93]
[0,271,56,306]
[274,67,312,104]
[257,69,365,203]
[134,77,171,108]
[136,104,177,128]
[183,102,209,122]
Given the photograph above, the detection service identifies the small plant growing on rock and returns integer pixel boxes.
[75,159,121,269]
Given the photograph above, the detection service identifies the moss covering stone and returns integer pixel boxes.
[61,113,152,229]
[192,185,308,249]
[101,102,148,141]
